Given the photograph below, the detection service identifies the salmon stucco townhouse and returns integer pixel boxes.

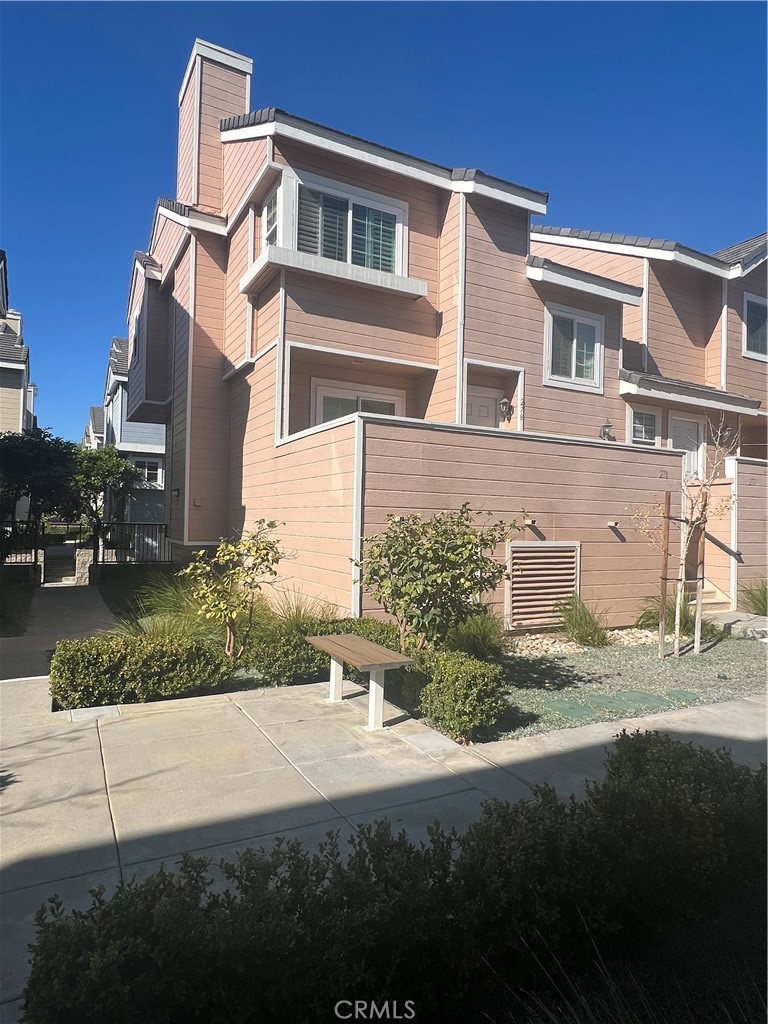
[125,39,766,627]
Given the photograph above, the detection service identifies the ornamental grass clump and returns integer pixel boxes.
[558,593,610,647]
[635,595,721,641]
[740,576,768,616]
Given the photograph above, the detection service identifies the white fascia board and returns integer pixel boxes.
[734,251,768,277]
[526,263,642,306]
[157,205,227,237]
[287,340,437,373]
[134,259,161,282]
[221,118,547,214]
[0,360,25,371]
[226,162,283,231]
[618,379,760,417]
[179,39,252,105]
[116,442,166,455]
[530,230,732,279]
[239,246,428,299]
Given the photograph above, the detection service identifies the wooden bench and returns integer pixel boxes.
[305,634,414,731]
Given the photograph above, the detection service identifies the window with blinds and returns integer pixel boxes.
[297,185,398,273]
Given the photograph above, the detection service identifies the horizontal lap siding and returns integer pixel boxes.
[256,277,281,349]
[225,215,249,365]
[188,237,229,541]
[647,262,712,382]
[153,217,186,279]
[176,76,195,204]
[704,277,724,388]
[465,200,627,440]
[198,61,248,212]
[222,138,267,218]
[699,480,733,600]
[0,371,22,432]
[229,347,356,610]
[726,270,767,402]
[737,460,768,590]
[169,250,190,541]
[428,192,460,421]
[361,420,684,626]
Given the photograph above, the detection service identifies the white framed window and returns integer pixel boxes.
[543,303,604,393]
[311,378,406,426]
[262,188,279,248]
[628,404,661,447]
[743,292,767,361]
[291,171,408,276]
[134,459,162,485]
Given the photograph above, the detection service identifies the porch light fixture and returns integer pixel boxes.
[524,517,537,527]
[499,397,513,422]
[171,488,180,499]
[599,419,613,440]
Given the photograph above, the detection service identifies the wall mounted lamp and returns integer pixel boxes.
[499,397,514,422]
[171,488,180,499]
[599,419,613,440]
[524,517,537,527]
[607,521,619,529]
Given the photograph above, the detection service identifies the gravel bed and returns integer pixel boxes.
[488,635,766,741]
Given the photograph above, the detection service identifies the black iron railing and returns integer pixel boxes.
[101,523,171,563]
[0,521,39,564]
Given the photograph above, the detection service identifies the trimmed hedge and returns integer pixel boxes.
[50,635,227,709]
[20,733,766,1024]
[418,650,506,742]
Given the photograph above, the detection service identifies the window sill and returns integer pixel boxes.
[543,377,604,396]
[239,246,428,299]
[743,350,768,363]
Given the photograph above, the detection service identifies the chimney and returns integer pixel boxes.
[176,40,253,213]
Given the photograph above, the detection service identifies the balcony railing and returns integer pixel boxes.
[101,523,172,563]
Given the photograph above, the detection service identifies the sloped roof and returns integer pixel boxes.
[220,107,549,203]
[109,337,129,377]
[0,323,27,364]
[526,254,644,300]
[711,232,767,267]
[89,406,104,435]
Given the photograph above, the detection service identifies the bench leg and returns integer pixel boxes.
[328,656,343,703]
[365,668,385,731]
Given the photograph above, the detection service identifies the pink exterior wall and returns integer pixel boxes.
[221,138,267,219]
[196,59,249,213]
[425,192,461,422]
[726,267,767,402]
[167,247,191,541]
[646,261,716,382]
[177,76,196,205]
[224,213,250,368]
[359,419,684,627]
[735,458,768,595]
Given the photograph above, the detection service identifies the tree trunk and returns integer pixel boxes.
[673,548,686,657]
[693,505,707,655]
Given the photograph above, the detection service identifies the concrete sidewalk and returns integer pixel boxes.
[0,585,114,681]
[1,677,765,1019]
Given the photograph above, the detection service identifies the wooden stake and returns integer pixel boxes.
[659,491,671,660]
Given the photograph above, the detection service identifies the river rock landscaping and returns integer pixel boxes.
[491,632,766,739]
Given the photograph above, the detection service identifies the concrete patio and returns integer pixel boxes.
[1,675,766,1020]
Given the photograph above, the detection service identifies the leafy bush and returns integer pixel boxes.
[444,607,505,660]
[50,635,227,709]
[740,576,768,616]
[21,734,766,1024]
[418,650,506,742]
[635,595,721,641]
[114,573,229,647]
[558,593,610,647]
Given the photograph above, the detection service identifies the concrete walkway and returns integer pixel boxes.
[1,675,765,1019]
[0,585,114,681]
[704,609,768,639]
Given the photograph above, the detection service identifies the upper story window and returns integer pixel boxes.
[543,303,604,393]
[629,406,660,447]
[293,172,407,276]
[744,292,767,360]
[263,189,278,248]
[134,459,161,484]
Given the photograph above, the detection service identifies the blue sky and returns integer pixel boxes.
[1,1,765,442]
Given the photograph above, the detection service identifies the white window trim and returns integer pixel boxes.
[626,403,662,448]
[311,378,406,427]
[133,458,164,487]
[742,291,767,362]
[668,414,707,480]
[543,302,604,394]
[287,168,409,276]
[262,187,280,250]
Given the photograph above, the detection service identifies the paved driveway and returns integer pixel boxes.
[1,676,765,1019]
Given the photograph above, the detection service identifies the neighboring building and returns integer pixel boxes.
[0,250,36,435]
[81,406,104,449]
[124,39,766,625]
[102,338,166,523]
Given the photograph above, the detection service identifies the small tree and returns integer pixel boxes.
[0,428,77,525]
[180,522,284,661]
[358,503,516,651]
[66,446,141,561]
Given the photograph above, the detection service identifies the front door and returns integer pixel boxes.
[671,417,704,479]
[466,387,505,428]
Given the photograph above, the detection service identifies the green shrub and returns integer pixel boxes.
[114,572,230,647]
[558,593,610,646]
[20,734,766,1024]
[634,595,721,641]
[50,635,227,709]
[443,606,505,660]
[418,650,506,742]
[740,576,768,616]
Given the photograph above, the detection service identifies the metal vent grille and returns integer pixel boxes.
[507,544,579,628]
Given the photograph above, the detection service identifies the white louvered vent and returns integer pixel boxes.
[507,544,580,628]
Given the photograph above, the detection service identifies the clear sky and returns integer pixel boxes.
[1,1,765,442]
